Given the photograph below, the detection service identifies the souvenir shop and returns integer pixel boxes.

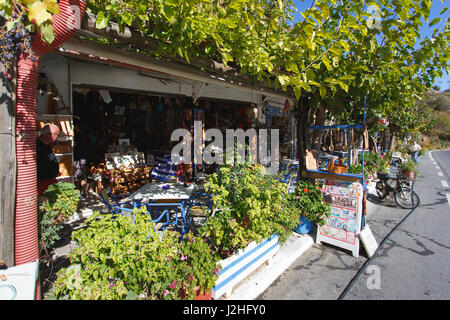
[35,53,295,196]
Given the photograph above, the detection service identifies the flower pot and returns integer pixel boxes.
[294,216,314,234]
[403,170,415,179]
[194,288,212,300]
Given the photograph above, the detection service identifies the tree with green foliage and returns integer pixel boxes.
[1,0,448,172]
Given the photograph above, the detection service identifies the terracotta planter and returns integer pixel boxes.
[179,287,212,300]
[194,288,212,300]
[403,170,415,179]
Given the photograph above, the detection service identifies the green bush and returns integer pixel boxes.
[287,180,331,225]
[347,164,369,180]
[199,163,299,258]
[43,182,80,223]
[362,151,390,178]
[38,182,80,251]
[50,210,219,300]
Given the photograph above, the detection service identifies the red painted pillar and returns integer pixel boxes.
[14,0,86,300]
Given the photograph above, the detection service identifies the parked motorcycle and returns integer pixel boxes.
[375,153,420,209]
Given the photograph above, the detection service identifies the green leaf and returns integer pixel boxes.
[429,17,440,27]
[28,1,52,26]
[319,86,326,99]
[293,86,302,100]
[96,11,109,29]
[162,5,176,23]
[44,0,59,15]
[339,75,355,81]
[39,20,55,44]
[121,12,133,26]
[321,56,331,71]
[339,40,350,51]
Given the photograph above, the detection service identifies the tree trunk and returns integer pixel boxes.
[389,126,396,151]
[312,103,326,153]
[0,62,16,268]
[297,96,314,183]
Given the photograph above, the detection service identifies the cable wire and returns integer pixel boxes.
[337,205,419,300]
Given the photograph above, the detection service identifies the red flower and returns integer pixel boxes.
[303,188,309,193]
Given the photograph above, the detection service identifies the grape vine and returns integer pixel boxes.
[1,0,59,79]
[1,12,38,78]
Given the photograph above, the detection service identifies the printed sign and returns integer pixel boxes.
[316,180,363,257]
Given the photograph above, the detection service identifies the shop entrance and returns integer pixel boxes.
[71,85,258,196]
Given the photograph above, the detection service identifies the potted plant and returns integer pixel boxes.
[287,180,331,234]
[400,158,419,179]
[47,209,219,300]
[199,163,299,257]
[198,163,299,299]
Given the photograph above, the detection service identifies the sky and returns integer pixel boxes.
[291,0,449,91]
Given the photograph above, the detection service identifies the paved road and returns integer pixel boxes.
[258,150,450,300]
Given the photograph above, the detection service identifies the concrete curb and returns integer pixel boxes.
[221,233,314,300]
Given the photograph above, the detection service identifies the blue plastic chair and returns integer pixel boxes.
[99,188,134,215]
[145,202,187,234]
[184,191,213,231]
[100,188,172,231]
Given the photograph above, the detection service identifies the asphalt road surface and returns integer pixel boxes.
[258,150,450,300]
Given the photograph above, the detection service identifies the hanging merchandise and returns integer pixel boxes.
[283,99,290,113]
[156,97,164,112]
[99,89,113,104]
[185,108,193,121]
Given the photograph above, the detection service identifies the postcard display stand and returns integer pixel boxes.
[316,180,363,257]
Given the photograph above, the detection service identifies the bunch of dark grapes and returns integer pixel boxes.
[1,13,38,79]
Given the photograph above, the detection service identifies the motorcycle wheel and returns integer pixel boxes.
[394,187,420,209]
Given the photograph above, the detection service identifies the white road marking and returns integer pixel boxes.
[438,172,444,176]
[442,180,449,188]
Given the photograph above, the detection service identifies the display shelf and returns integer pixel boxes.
[56,136,73,142]
[301,170,364,184]
[55,153,73,157]
[56,175,73,180]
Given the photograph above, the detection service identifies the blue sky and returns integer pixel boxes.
[291,0,449,91]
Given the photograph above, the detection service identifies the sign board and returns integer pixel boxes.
[0,260,39,300]
[316,180,363,257]
[359,224,378,258]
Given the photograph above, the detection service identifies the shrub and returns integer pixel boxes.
[43,182,80,223]
[287,180,331,225]
[199,163,299,258]
[50,210,219,300]
[362,151,390,178]
[38,182,80,251]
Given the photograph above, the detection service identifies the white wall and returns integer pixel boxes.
[37,54,71,115]
[69,58,263,105]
